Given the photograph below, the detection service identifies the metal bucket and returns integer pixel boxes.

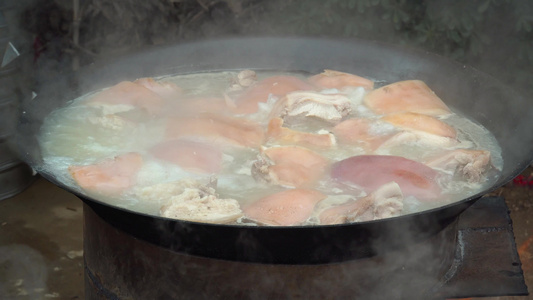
[0,3,36,200]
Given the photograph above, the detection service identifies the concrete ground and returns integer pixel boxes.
[0,167,532,300]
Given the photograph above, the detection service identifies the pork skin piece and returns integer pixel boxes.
[149,139,223,174]
[68,152,143,196]
[331,155,442,201]
[364,80,451,116]
[381,112,457,139]
[319,182,404,225]
[424,149,492,183]
[251,146,329,188]
[267,117,336,149]
[244,189,327,226]
[85,81,165,115]
[159,179,243,224]
[332,118,394,151]
[271,91,352,123]
[166,114,265,148]
[233,75,315,114]
[308,69,374,90]
[134,77,182,100]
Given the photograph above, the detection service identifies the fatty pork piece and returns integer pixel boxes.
[68,152,143,196]
[332,155,442,201]
[251,146,329,188]
[424,149,492,183]
[267,117,336,149]
[244,189,327,226]
[319,182,404,225]
[364,80,451,116]
[157,179,243,224]
[271,91,352,124]
[308,69,375,90]
[377,112,458,149]
[85,78,180,115]
[232,75,315,114]
[166,114,265,148]
[149,139,223,174]
[332,118,395,151]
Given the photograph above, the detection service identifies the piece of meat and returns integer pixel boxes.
[381,112,457,139]
[68,152,143,195]
[266,117,336,149]
[166,96,233,116]
[251,146,330,188]
[270,91,351,123]
[166,114,265,148]
[332,118,394,151]
[424,149,492,183]
[308,69,374,90]
[319,182,404,225]
[134,77,183,100]
[232,75,315,114]
[159,179,242,224]
[228,69,258,91]
[85,81,165,115]
[135,178,216,203]
[87,114,135,131]
[363,80,451,116]
[149,139,223,174]
[331,155,442,201]
[376,131,459,154]
[243,189,327,226]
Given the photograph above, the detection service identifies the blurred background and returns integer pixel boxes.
[0,0,532,299]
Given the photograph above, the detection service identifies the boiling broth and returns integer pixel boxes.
[38,70,503,225]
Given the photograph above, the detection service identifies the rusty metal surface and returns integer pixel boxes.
[83,196,528,299]
[83,203,458,299]
[435,196,528,298]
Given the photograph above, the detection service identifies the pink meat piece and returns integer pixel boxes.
[244,189,327,226]
[319,182,404,225]
[68,152,143,195]
[149,139,223,174]
[331,155,442,201]
[232,75,316,114]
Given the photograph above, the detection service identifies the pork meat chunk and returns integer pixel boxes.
[272,91,351,123]
[319,182,404,225]
[156,179,243,224]
[425,149,492,183]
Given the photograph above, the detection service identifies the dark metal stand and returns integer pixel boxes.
[84,197,527,299]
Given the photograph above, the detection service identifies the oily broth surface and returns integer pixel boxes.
[38,71,503,223]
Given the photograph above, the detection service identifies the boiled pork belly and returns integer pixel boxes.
[134,77,182,100]
[85,80,165,115]
[424,149,492,183]
[232,75,315,114]
[308,69,374,90]
[271,91,352,124]
[243,189,326,226]
[331,155,442,201]
[68,152,143,195]
[332,118,394,151]
[166,114,265,148]
[381,112,456,139]
[266,117,336,149]
[251,146,330,188]
[149,139,223,174]
[363,80,451,116]
[319,182,404,225]
[159,179,242,224]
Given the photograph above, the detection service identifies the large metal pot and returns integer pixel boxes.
[17,37,533,264]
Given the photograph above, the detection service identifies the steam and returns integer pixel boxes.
[0,244,48,298]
